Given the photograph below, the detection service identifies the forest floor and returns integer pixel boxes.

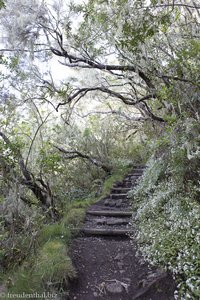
[68,167,176,300]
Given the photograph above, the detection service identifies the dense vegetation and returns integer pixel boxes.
[131,117,200,299]
[0,0,199,299]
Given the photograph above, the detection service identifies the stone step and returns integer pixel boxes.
[86,210,132,217]
[107,218,130,226]
[125,176,140,181]
[129,175,142,179]
[110,193,127,200]
[89,218,130,226]
[128,170,143,174]
[126,174,142,179]
[128,170,144,175]
[113,182,132,188]
[130,172,141,177]
[123,179,135,182]
[111,187,131,193]
[104,199,124,208]
[82,228,132,237]
[123,182,136,186]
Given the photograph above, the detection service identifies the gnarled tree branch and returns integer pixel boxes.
[56,86,156,109]
[50,46,154,88]
[54,146,112,174]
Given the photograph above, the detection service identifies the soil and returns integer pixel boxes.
[67,167,176,300]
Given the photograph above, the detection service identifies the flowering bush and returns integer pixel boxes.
[131,121,200,299]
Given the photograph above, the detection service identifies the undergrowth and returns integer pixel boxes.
[1,163,133,299]
[6,240,76,299]
[130,119,200,299]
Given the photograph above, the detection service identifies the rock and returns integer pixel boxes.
[94,218,106,225]
[104,199,109,206]
[116,199,123,208]
[123,278,131,284]
[117,261,124,269]
[114,253,122,260]
[138,278,148,288]
[147,270,163,280]
[106,282,124,294]
[104,199,116,207]
[114,252,127,260]
[108,201,116,207]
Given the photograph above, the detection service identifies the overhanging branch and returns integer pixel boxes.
[54,146,112,174]
[50,47,154,88]
[56,86,156,111]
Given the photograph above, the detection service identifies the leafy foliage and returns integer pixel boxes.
[131,117,200,299]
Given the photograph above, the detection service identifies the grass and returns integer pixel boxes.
[2,165,133,298]
[6,240,76,299]
[3,202,88,298]
[102,164,132,196]
[63,208,86,228]
[35,240,76,288]
[37,223,71,246]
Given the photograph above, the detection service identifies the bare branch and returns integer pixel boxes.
[0,48,50,53]
[25,112,52,167]
[50,47,154,88]
[56,86,156,111]
[140,102,165,122]
[54,146,112,174]
[77,110,145,122]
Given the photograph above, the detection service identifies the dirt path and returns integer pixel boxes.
[68,167,176,300]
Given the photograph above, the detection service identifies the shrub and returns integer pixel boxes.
[131,144,200,299]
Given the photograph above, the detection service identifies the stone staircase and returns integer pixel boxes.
[81,166,145,237]
[69,165,176,300]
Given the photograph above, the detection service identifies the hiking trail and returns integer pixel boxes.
[68,166,176,300]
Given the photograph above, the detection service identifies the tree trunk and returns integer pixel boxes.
[0,132,58,220]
